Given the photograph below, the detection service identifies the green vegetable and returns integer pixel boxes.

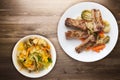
[81,10,92,21]
[19,58,25,62]
[96,36,110,44]
[37,56,42,61]
[103,36,110,43]
[48,57,52,63]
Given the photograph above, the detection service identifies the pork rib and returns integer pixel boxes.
[65,30,89,39]
[65,18,87,31]
[75,35,95,53]
[91,9,104,32]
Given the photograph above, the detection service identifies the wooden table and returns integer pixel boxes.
[0,0,120,80]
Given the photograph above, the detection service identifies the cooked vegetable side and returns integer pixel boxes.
[17,37,52,72]
[81,10,92,21]
[65,9,110,53]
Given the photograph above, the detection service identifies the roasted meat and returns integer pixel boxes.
[75,35,95,53]
[65,30,89,39]
[64,9,110,53]
[65,18,87,31]
[91,9,104,32]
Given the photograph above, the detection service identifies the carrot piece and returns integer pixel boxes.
[99,31,104,38]
[92,44,105,53]
[26,46,34,57]
[94,49,100,53]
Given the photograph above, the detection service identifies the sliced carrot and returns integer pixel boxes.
[92,44,105,53]
[99,31,104,38]
[26,46,34,57]
[92,44,105,50]
[94,49,100,53]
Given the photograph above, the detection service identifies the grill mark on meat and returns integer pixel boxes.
[65,30,89,39]
[91,9,104,32]
[64,9,105,53]
[65,18,87,31]
[75,35,95,53]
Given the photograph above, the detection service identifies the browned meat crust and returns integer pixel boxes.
[91,9,104,32]
[65,18,87,31]
[64,9,106,53]
[75,35,95,53]
[65,30,89,39]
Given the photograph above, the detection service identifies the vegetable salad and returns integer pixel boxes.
[17,37,52,72]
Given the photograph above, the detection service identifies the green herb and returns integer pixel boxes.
[48,57,52,63]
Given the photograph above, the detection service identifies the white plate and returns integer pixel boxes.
[12,35,56,78]
[57,2,118,62]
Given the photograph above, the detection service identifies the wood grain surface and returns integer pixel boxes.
[0,0,120,80]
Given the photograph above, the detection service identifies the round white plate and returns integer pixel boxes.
[12,35,56,78]
[57,2,118,62]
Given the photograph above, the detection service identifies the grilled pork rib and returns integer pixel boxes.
[65,18,87,31]
[75,35,95,53]
[91,9,104,32]
[64,9,105,53]
[65,30,89,39]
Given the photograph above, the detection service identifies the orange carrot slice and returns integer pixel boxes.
[99,31,104,38]
[92,44,105,53]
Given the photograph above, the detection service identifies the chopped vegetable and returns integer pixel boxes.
[103,20,110,27]
[103,20,110,33]
[96,35,110,45]
[17,37,52,72]
[99,31,104,38]
[81,10,92,21]
[103,26,110,33]
[103,36,110,44]
[18,42,24,51]
[92,44,105,52]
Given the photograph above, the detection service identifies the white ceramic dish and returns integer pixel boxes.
[58,2,118,62]
[12,35,56,78]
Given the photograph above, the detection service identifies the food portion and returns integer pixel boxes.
[65,9,110,53]
[65,30,89,39]
[81,10,92,21]
[17,37,52,72]
[75,35,95,53]
[65,18,87,31]
[91,9,104,32]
